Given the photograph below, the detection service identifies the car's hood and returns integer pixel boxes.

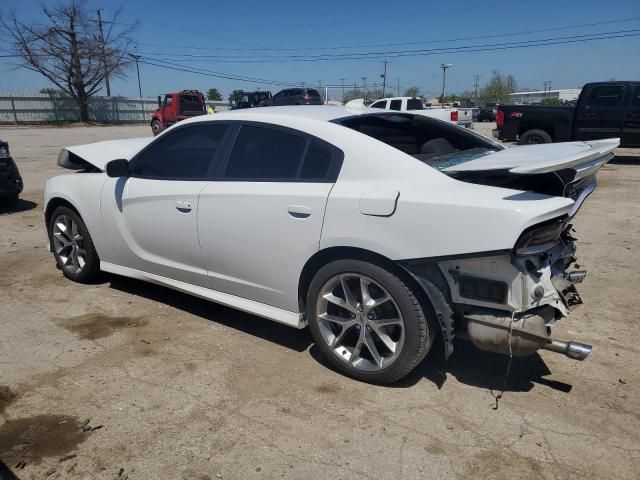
[57,137,154,171]
[444,138,618,178]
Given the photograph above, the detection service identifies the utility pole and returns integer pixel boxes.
[129,53,142,97]
[362,76,367,102]
[97,9,111,96]
[397,78,400,96]
[473,74,480,107]
[440,63,452,106]
[380,60,388,98]
[339,78,346,99]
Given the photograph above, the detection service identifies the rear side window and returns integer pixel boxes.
[586,85,625,107]
[225,125,307,180]
[300,141,333,180]
[406,99,423,110]
[389,99,402,111]
[132,124,228,179]
[306,89,321,97]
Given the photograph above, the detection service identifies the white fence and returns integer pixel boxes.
[0,94,229,124]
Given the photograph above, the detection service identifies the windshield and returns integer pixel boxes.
[419,148,495,171]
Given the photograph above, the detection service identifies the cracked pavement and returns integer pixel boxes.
[0,124,638,479]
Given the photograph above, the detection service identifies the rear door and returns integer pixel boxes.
[574,84,627,140]
[622,84,640,147]
[101,123,230,287]
[198,122,343,312]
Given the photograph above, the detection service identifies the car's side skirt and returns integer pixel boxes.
[100,262,305,328]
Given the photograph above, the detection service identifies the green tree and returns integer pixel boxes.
[404,86,421,98]
[206,88,222,101]
[479,71,518,104]
[540,97,564,105]
[228,89,244,104]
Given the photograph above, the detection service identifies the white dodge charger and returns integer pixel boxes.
[45,106,617,383]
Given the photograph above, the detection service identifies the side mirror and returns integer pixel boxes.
[157,95,162,107]
[106,159,130,178]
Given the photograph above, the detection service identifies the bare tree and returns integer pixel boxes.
[2,0,137,122]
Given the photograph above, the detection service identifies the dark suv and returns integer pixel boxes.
[270,88,323,106]
[0,139,23,207]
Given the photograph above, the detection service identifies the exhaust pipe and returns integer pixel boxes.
[541,340,592,360]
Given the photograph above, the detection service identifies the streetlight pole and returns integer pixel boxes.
[381,60,387,98]
[129,53,142,97]
[440,63,452,106]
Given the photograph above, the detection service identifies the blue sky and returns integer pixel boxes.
[1,0,639,100]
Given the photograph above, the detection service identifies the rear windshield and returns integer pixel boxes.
[306,89,321,97]
[406,99,423,110]
[334,113,499,173]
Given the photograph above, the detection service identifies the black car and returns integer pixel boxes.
[270,88,323,106]
[231,91,272,109]
[0,139,23,207]
[477,107,497,122]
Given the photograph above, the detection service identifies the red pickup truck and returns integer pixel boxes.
[150,90,207,135]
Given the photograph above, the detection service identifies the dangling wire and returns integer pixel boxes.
[491,309,521,410]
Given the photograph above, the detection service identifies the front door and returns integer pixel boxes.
[198,123,342,312]
[574,84,627,141]
[101,123,230,287]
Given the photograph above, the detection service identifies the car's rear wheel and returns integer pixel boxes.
[518,129,552,145]
[306,259,434,384]
[49,206,100,283]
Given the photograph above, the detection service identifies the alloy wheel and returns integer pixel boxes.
[52,214,86,274]
[316,273,405,372]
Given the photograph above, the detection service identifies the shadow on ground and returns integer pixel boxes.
[108,275,572,395]
[0,199,38,216]
[0,459,19,480]
[610,155,640,165]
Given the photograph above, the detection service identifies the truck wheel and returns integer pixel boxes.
[518,129,552,145]
[151,119,163,136]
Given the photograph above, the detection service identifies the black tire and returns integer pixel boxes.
[306,259,435,384]
[518,129,552,145]
[48,206,101,283]
[151,119,163,136]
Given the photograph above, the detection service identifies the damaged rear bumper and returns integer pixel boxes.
[400,229,592,361]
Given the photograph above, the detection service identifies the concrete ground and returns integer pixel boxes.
[0,122,639,479]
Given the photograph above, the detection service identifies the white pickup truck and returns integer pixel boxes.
[347,97,472,128]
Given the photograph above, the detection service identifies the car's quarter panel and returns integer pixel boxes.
[44,174,113,262]
[198,182,333,312]
[100,177,210,287]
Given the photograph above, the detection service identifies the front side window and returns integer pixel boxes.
[586,85,625,107]
[132,124,228,179]
[164,95,173,107]
[370,100,386,109]
[389,99,402,111]
[225,125,307,180]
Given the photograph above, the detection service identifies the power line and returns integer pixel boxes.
[132,29,640,63]
[134,16,640,52]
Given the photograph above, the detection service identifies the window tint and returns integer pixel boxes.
[632,87,640,107]
[225,125,307,179]
[389,99,402,111]
[300,141,332,180]
[370,100,386,109]
[132,124,227,179]
[406,98,423,110]
[586,85,625,106]
[306,89,321,97]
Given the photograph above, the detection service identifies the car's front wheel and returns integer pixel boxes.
[49,206,100,283]
[151,119,163,136]
[307,259,434,383]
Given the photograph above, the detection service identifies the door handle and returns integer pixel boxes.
[287,205,312,219]
[176,200,193,213]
